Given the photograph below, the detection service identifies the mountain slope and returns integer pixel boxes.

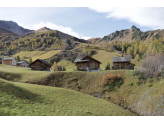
[0,20,33,35]
[0,27,87,56]
[102,25,164,43]
[87,37,103,45]
[0,27,16,35]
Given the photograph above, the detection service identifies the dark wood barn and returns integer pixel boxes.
[74,55,101,71]
[30,59,51,71]
[112,56,135,70]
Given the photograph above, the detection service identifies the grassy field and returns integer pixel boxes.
[0,78,134,116]
[13,50,60,61]
[57,59,76,71]
[0,64,52,81]
[0,64,164,115]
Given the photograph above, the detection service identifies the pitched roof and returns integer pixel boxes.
[74,54,89,63]
[30,59,51,66]
[74,55,101,64]
[17,60,29,64]
[112,57,131,62]
[2,57,15,60]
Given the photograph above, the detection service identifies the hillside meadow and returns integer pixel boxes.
[13,50,60,61]
[0,64,52,81]
[0,65,164,115]
[0,78,134,116]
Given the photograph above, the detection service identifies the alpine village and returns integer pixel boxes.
[1,20,164,116]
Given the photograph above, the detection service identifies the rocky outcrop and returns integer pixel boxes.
[0,20,33,35]
[103,29,129,42]
[102,25,155,42]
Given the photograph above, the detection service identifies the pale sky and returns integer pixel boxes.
[0,2,164,39]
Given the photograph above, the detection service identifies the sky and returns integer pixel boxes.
[1,6,164,39]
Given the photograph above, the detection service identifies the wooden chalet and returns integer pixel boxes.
[112,56,135,70]
[2,57,17,66]
[74,55,101,72]
[17,60,29,67]
[30,59,51,71]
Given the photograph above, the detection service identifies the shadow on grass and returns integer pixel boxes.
[0,81,42,103]
[0,71,21,81]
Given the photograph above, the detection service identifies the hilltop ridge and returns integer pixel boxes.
[0,20,33,35]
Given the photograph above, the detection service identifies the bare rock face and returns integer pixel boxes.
[34,27,52,33]
[0,20,33,35]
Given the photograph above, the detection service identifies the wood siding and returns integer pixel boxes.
[113,62,134,70]
[16,63,21,67]
[77,62,87,70]
[31,60,51,71]
[2,58,17,66]
[2,60,12,65]
[76,56,100,71]
[83,56,100,70]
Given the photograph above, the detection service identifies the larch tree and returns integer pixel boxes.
[135,54,140,61]
[52,61,58,71]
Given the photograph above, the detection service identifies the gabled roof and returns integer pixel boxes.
[112,57,131,62]
[17,60,29,64]
[74,55,101,64]
[2,57,16,60]
[74,54,89,63]
[30,59,51,66]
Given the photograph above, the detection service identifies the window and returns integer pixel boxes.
[80,65,81,69]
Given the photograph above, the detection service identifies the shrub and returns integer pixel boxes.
[101,73,124,91]
[129,83,134,86]
[134,74,142,79]
[148,83,153,87]
[63,67,66,71]
[146,78,153,83]
[130,70,141,77]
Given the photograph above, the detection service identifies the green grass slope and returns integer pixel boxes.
[0,78,134,116]
[0,64,52,81]
[13,50,60,61]
[57,59,76,71]
[0,65,163,115]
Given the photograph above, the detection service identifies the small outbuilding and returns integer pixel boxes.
[17,60,29,67]
[2,57,17,66]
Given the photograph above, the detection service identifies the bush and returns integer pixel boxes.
[134,74,142,79]
[129,83,134,86]
[130,70,141,77]
[148,83,153,87]
[146,78,153,83]
[101,73,124,91]
[63,67,66,71]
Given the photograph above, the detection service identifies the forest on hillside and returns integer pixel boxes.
[0,30,86,56]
